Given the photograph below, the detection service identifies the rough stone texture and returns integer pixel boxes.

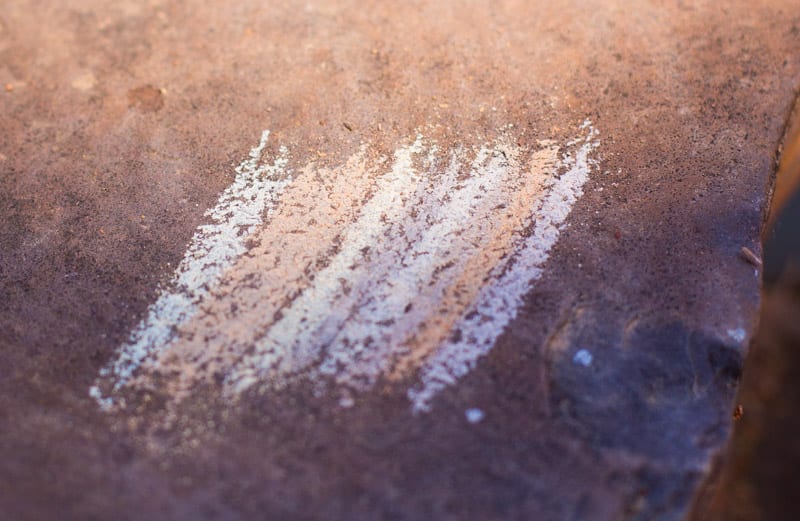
[1,1,799,520]
[691,90,800,521]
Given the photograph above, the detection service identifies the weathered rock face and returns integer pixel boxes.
[1,2,799,520]
[693,96,800,521]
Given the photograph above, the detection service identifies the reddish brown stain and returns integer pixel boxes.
[127,85,164,113]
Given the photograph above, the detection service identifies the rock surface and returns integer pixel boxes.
[692,87,800,521]
[1,1,799,520]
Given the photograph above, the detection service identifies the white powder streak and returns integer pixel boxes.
[407,124,599,412]
[90,130,292,407]
[139,148,379,400]
[91,123,600,414]
[226,137,425,393]
[385,142,560,381]
[316,145,519,390]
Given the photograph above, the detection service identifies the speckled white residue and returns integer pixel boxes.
[573,349,593,367]
[408,123,599,412]
[226,136,426,393]
[90,130,292,407]
[92,122,601,414]
[727,328,746,343]
[313,142,526,391]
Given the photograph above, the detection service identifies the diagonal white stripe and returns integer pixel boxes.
[142,147,381,399]
[226,136,426,393]
[317,143,524,391]
[91,130,292,407]
[92,122,601,414]
[407,123,599,412]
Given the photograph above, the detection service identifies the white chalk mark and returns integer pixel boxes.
[92,122,601,415]
[138,147,384,400]
[315,144,518,391]
[91,130,292,407]
[226,136,426,393]
[408,124,599,412]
